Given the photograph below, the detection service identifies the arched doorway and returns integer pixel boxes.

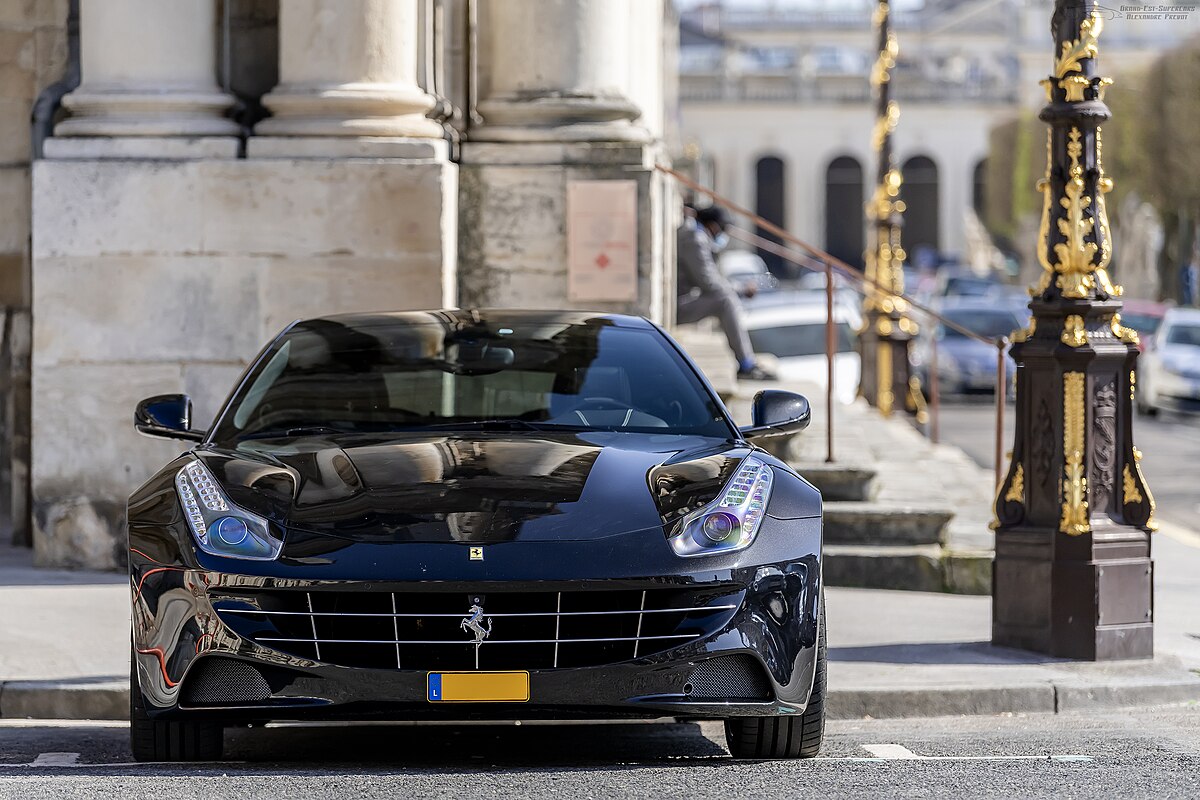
[902,155,940,265]
[824,155,865,270]
[972,158,987,219]
[755,156,787,277]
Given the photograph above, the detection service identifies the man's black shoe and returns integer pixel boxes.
[737,364,777,381]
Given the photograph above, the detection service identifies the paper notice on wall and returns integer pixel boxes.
[567,180,639,303]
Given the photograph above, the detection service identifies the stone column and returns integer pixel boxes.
[472,0,647,143]
[459,0,668,318]
[250,0,445,157]
[49,0,239,158]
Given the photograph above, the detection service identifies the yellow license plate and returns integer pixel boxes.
[427,671,530,703]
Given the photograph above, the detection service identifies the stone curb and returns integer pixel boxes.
[0,679,127,721]
[3,676,1198,722]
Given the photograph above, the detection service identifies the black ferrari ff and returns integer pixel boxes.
[128,310,825,762]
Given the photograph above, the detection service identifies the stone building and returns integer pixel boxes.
[0,0,677,569]
[677,0,1199,270]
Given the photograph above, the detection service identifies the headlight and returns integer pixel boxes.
[175,460,283,560]
[668,457,773,557]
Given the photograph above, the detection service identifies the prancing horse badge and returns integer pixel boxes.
[469,546,484,561]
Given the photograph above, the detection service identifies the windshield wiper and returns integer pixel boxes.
[239,425,346,440]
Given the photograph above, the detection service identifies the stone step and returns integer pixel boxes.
[824,545,992,595]
[671,326,737,399]
[823,502,953,546]
[793,463,878,502]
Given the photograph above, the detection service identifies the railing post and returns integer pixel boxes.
[825,260,835,464]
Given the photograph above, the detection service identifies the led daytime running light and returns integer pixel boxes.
[175,459,283,561]
[669,456,774,557]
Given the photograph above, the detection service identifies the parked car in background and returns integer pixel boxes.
[1138,307,1200,415]
[912,299,1025,395]
[933,267,1004,301]
[744,293,862,404]
[1119,299,1170,352]
[719,249,778,294]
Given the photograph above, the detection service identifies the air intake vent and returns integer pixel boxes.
[688,655,773,701]
[181,657,272,707]
[211,586,744,671]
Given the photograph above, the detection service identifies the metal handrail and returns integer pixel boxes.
[659,164,1011,486]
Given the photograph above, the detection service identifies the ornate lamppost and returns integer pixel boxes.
[992,0,1155,660]
[859,0,917,416]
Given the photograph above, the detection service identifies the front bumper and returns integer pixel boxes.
[130,527,822,722]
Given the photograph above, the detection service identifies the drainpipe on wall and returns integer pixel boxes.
[31,0,80,160]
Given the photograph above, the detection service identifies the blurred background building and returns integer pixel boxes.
[676,0,1199,277]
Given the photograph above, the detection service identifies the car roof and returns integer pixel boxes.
[1121,298,1169,316]
[1163,307,1200,326]
[291,309,657,331]
[743,301,859,327]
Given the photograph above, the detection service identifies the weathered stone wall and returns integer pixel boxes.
[0,0,69,546]
[31,156,457,569]
[458,142,671,320]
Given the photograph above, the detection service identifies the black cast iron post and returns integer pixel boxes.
[859,0,918,418]
[991,0,1155,660]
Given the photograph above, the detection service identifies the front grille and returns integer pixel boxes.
[687,654,773,701]
[181,657,272,706]
[213,586,743,671]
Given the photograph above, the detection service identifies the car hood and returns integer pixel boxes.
[195,432,752,549]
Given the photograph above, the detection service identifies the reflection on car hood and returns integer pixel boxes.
[196,432,750,551]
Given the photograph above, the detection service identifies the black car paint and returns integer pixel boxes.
[128,311,824,722]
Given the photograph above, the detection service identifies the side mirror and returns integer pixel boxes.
[739,389,811,439]
[135,394,204,442]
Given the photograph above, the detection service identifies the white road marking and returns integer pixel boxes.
[30,753,79,767]
[856,743,1092,763]
[863,744,922,759]
[0,720,126,729]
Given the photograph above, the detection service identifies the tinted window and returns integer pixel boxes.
[1165,324,1200,347]
[749,322,856,358]
[211,319,734,442]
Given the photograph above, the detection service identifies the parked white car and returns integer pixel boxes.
[1139,307,1200,415]
[719,249,778,293]
[743,293,861,404]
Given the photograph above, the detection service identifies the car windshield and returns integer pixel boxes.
[940,310,1021,341]
[210,316,735,443]
[1165,324,1200,347]
[748,322,856,358]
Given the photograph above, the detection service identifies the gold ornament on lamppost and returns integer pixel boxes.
[859,0,920,421]
[991,1,1155,661]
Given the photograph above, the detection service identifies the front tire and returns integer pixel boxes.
[725,604,826,759]
[130,651,223,762]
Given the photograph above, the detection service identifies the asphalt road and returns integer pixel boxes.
[1,709,1199,798]
[929,397,1199,529]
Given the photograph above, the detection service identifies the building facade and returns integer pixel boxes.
[677,0,1199,269]
[2,0,676,569]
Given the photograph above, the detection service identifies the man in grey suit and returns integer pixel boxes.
[677,205,775,380]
